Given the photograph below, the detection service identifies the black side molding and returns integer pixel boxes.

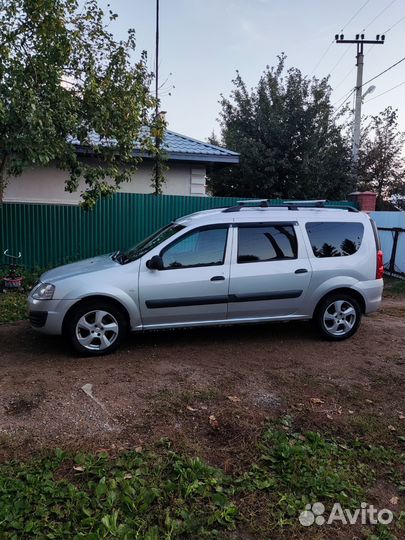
[228,290,302,303]
[145,295,228,309]
[145,290,303,309]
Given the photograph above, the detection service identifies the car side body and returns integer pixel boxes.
[28,203,384,355]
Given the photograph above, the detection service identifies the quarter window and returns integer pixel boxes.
[161,227,228,269]
[237,225,298,263]
[305,222,364,258]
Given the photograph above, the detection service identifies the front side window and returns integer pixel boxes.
[123,223,185,263]
[237,225,298,263]
[306,222,364,258]
[161,227,228,269]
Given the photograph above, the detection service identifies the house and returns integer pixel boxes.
[3,130,239,204]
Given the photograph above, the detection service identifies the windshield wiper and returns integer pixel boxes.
[112,249,133,264]
[111,250,123,263]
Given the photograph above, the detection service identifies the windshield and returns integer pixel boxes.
[121,222,185,263]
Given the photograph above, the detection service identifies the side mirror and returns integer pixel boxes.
[146,255,164,270]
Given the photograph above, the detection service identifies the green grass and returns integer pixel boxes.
[238,423,403,533]
[0,292,27,324]
[0,443,237,540]
[384,277,405,297]
[0,269,41,324]
[0,422,403,539]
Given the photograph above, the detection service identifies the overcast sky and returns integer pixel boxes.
[100,0,405,142]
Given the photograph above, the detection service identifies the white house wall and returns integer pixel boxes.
[4,163,207,204]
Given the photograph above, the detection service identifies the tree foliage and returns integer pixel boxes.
[0,0,165,209]
[357,107,405,209]
[208,55,354,200]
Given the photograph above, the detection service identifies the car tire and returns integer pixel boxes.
[314,293,362,341]
[66,300,128,356]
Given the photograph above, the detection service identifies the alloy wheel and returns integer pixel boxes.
[75,309,119,351]
[323,300,357,337]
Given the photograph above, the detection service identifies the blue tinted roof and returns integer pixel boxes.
[162,130,239,163]
[73,130,239,165]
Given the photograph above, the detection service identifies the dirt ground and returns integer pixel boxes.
[0,291,404,469]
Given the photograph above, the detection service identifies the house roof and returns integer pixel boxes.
[74,129,240,166]
[162,130,239,164]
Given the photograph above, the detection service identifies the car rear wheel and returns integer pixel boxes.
[66,300,128,356]
[315,293,361,341]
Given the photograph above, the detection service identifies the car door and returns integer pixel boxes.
[139,225,232,328]
[227,221,312,320]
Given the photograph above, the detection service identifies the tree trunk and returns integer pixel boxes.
[376,178,384,210]
[0,155,9,203]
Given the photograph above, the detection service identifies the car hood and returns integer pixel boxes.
[41,254,119,283]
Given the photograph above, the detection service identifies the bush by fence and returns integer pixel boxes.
[1,194,356,269]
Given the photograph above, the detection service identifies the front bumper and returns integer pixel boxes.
[27,297,77,335]
[29,310,48,328]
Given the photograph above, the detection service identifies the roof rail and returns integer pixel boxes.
[222,200,359,213]
[222,199,269,213]
[237,199,269,205]
[284,199,326,206]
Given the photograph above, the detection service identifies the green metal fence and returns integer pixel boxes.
[0,194,357,269]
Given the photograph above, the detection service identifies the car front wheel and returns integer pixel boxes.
[315,294,361,341]
[66,300,128,356]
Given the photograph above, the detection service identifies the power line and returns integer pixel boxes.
[363,81,405,103]
[334,66,356,91]
[310,40,334,76]
[383,15,405,33]
[363,0,398,30]
[329,46,351,75]
[334,12,404,90]
[340,0,373,30]
[333,90,356,115]
[364,14,404,57]
[361,57,405,87]
[333,86,356,108]
[336,13,404,90]
[330,1,402,160]
[334,35,387,164]
[310,0,373,75]
[332,87,356,115]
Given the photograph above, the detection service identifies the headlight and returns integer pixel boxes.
[32,283,55,300]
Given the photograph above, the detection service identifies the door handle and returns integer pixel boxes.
[210,275,225,281]
[294,268,308,274]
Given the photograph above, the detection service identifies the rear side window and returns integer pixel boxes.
[237,225,298,263]
[306,222,364,258]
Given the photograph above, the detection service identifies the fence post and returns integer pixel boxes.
[389,229,400,274]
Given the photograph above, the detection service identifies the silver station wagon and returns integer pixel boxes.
[28,200,384,356]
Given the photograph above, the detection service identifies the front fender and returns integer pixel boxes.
[67,286,142,330]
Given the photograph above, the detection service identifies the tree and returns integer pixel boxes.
[0,0,165,209]
[357,107,405,209]
[207,55,354,200]
[341,238,357,256]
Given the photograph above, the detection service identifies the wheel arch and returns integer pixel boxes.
[62,295,131,336]
[313,287,366,318]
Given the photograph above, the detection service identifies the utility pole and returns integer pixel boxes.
[335,33,385,170]
[155,0,159,120]
[153,0,160,194]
